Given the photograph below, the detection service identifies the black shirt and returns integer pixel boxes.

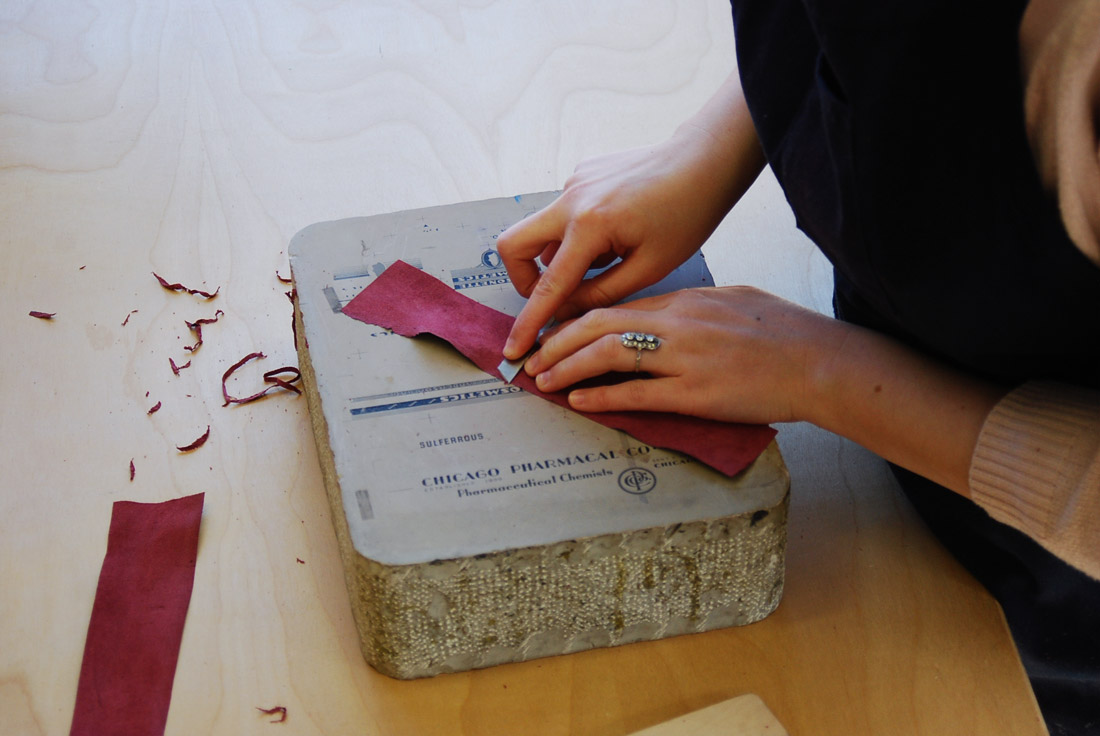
[729,1,1100,731]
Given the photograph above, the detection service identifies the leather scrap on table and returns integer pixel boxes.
[70,493,204,736]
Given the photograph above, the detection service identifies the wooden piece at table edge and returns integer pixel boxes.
[628,694,787,736]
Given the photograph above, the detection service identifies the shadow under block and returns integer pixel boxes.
[290,194,790,679]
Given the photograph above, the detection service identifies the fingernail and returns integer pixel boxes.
[535,372,549,390]
[568,391,585,408]
[503,337,516,359]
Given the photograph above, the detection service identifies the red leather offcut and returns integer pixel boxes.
[70,493,204,736]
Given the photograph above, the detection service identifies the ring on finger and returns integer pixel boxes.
[621,332,660,373]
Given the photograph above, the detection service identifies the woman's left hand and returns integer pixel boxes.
[524,286,851,425]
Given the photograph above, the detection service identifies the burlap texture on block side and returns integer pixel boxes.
[345,499,787,679]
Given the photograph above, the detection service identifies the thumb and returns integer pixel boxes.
[560,255,669,316]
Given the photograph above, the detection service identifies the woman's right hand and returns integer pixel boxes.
[497,71,766,360]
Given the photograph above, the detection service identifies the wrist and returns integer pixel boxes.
[796,318,1005,494]
[670,71,766,207]
[795,317,860,427]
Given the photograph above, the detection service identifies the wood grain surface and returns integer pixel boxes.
[0,2,1046,734]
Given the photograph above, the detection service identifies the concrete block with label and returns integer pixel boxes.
[290,193,789,679]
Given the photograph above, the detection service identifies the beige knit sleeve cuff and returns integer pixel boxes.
[969,380,1100,581]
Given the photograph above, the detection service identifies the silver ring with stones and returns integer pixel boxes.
[621,332,660,372]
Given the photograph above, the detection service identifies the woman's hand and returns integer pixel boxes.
[524,286,849,425]
[527,285,1007,497]
[498,71,765,360]
[498,140,742,358]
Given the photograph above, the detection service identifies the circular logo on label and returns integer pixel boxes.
[618,467,657,495]
[480,249,502,269]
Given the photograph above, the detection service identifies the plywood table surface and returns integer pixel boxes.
[0,2,1046,735]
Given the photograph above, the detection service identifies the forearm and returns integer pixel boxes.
[804,323,1100,578]
[668,70,767,223]
[803,321,1007,496]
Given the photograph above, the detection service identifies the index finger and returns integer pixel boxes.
[503,218,608,359]
[498,205,566,300]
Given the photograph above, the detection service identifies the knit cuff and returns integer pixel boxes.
[969,381,1100,580]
